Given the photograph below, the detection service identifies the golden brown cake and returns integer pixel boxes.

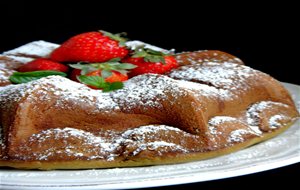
[0,41,299,170]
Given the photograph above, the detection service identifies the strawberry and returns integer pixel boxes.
[70,69,128,83]
[50,31,129,63]
[69,58,136,91]
[18,58,68,72]
[86,70,128,83]
[122,46,178,77]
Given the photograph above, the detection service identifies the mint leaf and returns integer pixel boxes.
[9,71,67,84]
[78,75,124,92]
[78,75,106,89]
[102,82,123,92]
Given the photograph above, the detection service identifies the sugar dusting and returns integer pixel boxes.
[125,40,173,54]
[0,76,119,112]
[16,125,190,161]
[113,74,188,111]
[269,115,288,128]
[246,101,291,133]
[228,129,252,143]
[3,41,59,58]
[168,62,256,91]
[0,68,13,82]
[208,116,237,126]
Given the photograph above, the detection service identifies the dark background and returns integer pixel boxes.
[0,1,299,189]
[0,1,298,85]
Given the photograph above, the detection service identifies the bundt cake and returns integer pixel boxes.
[0,38,299,170]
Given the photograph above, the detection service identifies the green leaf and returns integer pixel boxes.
[131,46,169,64]
[69,63,86,70]
[70,60,136,78]
[69,63,98,75]
[102,82,124,92]
[78,75,124,92]
[99,30,128,47]
[9,71,67,84]
[78,75,106,89]
[101,70,113,78]
[132,49,148,58]
[112,69,128,75]
[114,63,137,70]
[144,55,166,64]
[146,48,168,56]
[107,58,121,62]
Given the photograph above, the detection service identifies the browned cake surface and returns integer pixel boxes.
[0,41,299,170]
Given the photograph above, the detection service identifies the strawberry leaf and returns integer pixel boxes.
[131,46,168,64]
[113,63,137,70]
[99,30,128,47]
[132,49,148,58]
[107,58,121,62]
[9,71,67,84]
[70,60,136,78]
[144,55,166,64]
[69,63,98,75]
[101,70,113,78]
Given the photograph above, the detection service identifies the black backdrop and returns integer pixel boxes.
[0,1,298,84]
[0,1,299,189]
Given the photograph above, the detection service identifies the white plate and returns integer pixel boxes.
[0,82,299,190]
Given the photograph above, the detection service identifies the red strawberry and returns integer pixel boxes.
[18,58,68,72]
[122,47,178,77]
[70,69,81,81]
[68,59,136,91]
[50,31,129,63]
[86,70,128,83]
[71,69,128,90]
[70,69,128,83]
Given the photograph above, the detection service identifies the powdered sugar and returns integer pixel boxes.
[0,69,12,81]
[269,115,288,128]
[3,41,59,58]
[0,76,119,112]
[112,74,187,111]
[2,55,34,64]
[122,125,182,137]
[18,125,190,161]
[228,129,251,143]
[125,40,173,54]
[246,101,291,133]
[168,62,256,92]
[208,116,237,126]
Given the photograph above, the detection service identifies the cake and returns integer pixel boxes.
[0,37,299,170]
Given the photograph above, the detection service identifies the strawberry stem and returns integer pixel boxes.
[99,30,128,47]
[131,45,169,64]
